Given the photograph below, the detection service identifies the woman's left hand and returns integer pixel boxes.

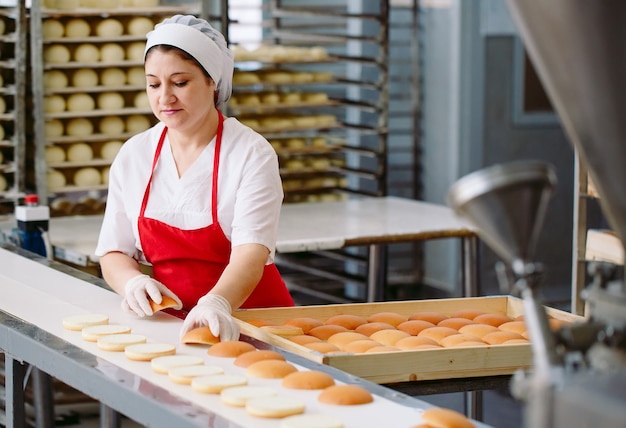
[180,294,240,342]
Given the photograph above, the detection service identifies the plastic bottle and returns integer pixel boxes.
[15,194,50,257]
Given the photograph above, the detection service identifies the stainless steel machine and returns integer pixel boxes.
[447,1,626,427]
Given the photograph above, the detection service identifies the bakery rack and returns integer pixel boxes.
[0,1,27,215]
[229,1,392,302]
[28,0,224,215]
[226,0,389,204]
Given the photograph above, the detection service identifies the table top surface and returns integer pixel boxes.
[0,196,475,262]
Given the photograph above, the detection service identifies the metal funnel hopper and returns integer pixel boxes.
[447,160,557,266]
[506,0,626,250]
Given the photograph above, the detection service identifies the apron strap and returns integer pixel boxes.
[140,112,225,221]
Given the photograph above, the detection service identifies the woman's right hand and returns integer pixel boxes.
[122,274,182,317]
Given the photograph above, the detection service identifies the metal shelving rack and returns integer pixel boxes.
[0,1,27,214]
[235,0,392,301]
[29,0,224,214]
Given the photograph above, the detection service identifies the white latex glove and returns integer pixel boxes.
[180,294,240,342]
[122,274,182,317]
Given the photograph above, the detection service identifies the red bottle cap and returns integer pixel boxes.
[24,194,39,205]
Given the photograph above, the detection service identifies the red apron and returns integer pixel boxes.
[138,112,294,314]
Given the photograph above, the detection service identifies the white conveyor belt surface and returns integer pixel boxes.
[0,247,489,428]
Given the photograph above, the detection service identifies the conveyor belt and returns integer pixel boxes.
[0,245,490,428]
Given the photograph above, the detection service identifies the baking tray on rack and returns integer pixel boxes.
[233,295,583,384]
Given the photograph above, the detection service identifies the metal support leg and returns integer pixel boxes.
[461,235,483,421]
[461,236,479,298]
[100,403,122,428]
[32,367,55,428]
[367,244,386,302]
[465,390,483,422]
[5,353,27,428]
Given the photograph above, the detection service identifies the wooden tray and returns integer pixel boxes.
[233,296,582,384]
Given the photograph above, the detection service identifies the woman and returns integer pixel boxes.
[95,15,294,342]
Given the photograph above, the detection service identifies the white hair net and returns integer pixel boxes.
[145,15,233,109]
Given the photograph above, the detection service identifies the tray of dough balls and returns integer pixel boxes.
[232,296,583,384]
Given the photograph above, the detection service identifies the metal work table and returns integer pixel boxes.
[0,245,491,428]
[0,196,479,302]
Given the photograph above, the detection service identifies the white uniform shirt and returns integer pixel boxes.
[95,118,283,264]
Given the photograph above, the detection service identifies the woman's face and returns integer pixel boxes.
[145,48,216,133]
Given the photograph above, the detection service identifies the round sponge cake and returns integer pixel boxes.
[366,311,407,327]
[421,407,476,428]
[308,324,348,340]
[318,385,374,405]
[324,314,368,330]
[97,334,147,352]
[125,343,176,361]
[279,414,344,428]
[281,370,335,390]
[284,317,324,333]
[246,396,305,418]
[81,324,130,342]
[62,313,109,331]
[192,374,247,394]
[234,350,285,368]
[168,365,224,385]
[221,385,278,407]
[150,354,204,374]
[206,340,256,357]
[246,360,298,379]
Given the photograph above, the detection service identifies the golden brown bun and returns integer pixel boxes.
[308,324,348,340]
[417,327,459,344]
[246,319,277,327]
[482,330,524,345]
[355,322,396,336]
[206,340,256,357]
[303,342,341,354]
[261,325,304,337]
[451,309,486,320]
[343,339,383,353]
[327,331,369,350]
[318,385,374,405]
[284,317,324,333]
[412,344,443,350]
[394,336,439,350]
[364,345,399,353]
[181,327,219,345]
[439,334,484,348]
[282,370,335,390]
[369,329,410,346]
[473,313,513,327]
[234,350,285,368]
[149,295,179,312]
[324,314,368,330]
[503,338,529,344]
[437,317,476,330]
[366,311,407,327]
[498,321,527,335]
[288,335,322,346]
[397,320,436,336]
[458,324,499,338]
[408,311,449,325]
[421,407,475,428]
[246,359,298,379]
